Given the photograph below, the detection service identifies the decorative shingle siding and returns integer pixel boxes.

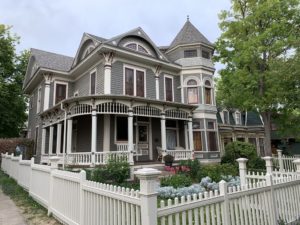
[68,82,74,98]
[146,68,156,99]
[111,61,124,95]
[74,73,90,96]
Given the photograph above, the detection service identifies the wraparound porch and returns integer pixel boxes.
[40,95,196,166]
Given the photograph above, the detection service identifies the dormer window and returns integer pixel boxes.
[223,111,229,124]
[184,49,197,58]
[235,112,241,125]
[125,42,149,55]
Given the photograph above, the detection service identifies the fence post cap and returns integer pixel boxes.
[236,158,248,163]
[134,168,161,179]
[263,156,273,160]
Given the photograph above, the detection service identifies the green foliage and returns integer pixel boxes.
[161,174,193,188]
[214,0,300,155]
[0,24,29,138]
[197,163,238,183]
[221,141,266,170]
[179,159,201,179]
[163,154,174,163]
[88,159,130,184]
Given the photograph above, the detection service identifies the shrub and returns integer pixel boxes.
[0,138,34,159]
[179,159,201,179]
[161,174,193,188]
[197,163,238,182]
[221,141,266,170]
[88,159,130,184]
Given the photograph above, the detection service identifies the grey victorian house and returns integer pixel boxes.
[23,19,264,166]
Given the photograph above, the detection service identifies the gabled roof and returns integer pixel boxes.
[86,33,107,42]
[31,48,73,72]
[169,19,213,49]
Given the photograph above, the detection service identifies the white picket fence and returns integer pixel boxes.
[273,149,300,172]
[2,152,300,225]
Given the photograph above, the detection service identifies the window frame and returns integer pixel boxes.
[201,50,210,59]
[186,79,199,104]
[37,86,42,113]
[235,111,241,125]
[164,75,174,102]
[203,79,213,105]
[124,42,150,55]
[89,69,97,95]
[123,65,146,97]
[53,80,68,106]
[184,49,197,58]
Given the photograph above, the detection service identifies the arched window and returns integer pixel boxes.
[204,80,212,105]
[187,79,198,104]
[125,42,149,54]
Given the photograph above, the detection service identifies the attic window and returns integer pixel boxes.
[125,43,149,54]
[184,49,197,58]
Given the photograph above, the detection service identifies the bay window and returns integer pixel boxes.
[187,79,198,104]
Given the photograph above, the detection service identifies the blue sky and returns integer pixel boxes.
[1,0,231,72]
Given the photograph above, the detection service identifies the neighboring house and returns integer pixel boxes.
[24,18,263,166]
[217,109,265,156]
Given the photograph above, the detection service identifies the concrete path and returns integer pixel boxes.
[0,190,27,225]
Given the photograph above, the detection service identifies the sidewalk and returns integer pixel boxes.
[0,190,27,225]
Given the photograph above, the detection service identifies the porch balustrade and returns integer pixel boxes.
[166,150,193,161]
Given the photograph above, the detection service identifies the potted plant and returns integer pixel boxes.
[163,154,174,167]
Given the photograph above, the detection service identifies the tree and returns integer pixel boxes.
[0,24,29,137]
[215,0,300,155]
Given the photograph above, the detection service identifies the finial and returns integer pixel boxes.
[187,15,189,21]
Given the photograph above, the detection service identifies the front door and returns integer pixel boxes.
[136,124,149,161]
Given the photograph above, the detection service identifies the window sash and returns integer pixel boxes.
[165,77,173,101]
[205,87,211,104]
[125,68,134,96]
[55,84,67,104]
[90,72,96,95]
[208,131,217,151]
[184,50,197,58]
[136,70,144,97]
[187,87,198,104]
[193,131,202,151]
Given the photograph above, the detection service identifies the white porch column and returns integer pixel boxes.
[41,128,46,155]
[160,113,167,161]
[43,76,51,111]
[128,109,134,165]
[155,75,160,100]
[66,118,73,154]
[56,123,62,154]
[184,122,188,150]
[103,115,110,152]
[188,117,194,152]
[103,52,114,94]
[91,109,97,165]
[49,125,54,155]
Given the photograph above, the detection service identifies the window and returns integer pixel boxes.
[235,112,241,125]
[37,87,41,113]
[90,71,96,95]
[125,43,149,54]
[124,67,145,97]
[187,79,198,104]
[204,80,212,104]
[223,111,229,124]
[165,76,173,102]
[202,50,210,59]
[54,82,67,105]
[208,132,217,151]
[166,120,178,149]
[184,49,197,58]
[193,131,202,151]
[207,121,215,129]
[116,117,128,142]
[249,138,256,147]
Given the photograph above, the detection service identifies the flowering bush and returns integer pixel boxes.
[157,176,241,199]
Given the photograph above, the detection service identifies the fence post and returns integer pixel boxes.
[48,156,60,216]
[277,149,284,172]
[17,154,22,185]
[265,174,278,224]
[237,158,248,187]
[263,156,273,174]
[135,168,161,225]
[219,180,230,225]
[293,159,300,174]
[79,170,86,225]
[29,157,34,196]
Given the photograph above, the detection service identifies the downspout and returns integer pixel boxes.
[61,103,67,170]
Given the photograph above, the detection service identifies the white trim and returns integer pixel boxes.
[123,64,147,98]
[164,74,174,102]
[53,81,69,106]
[89,68,97,95]
[36,86,42,114]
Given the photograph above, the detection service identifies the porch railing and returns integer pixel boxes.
[166,150,193,161]
[95,151,130,165]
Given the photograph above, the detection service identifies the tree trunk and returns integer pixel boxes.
[261,111,272,156]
